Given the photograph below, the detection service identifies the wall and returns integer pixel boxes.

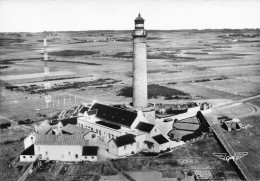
[24,133,35,149]
[78,119,126,142]
[57,122,63,133]
[159,142,170,151]
[83,132,98,146]
[20,155,36,162]
[133,36,147,109]
[81,155,97,162]
[131,112,146,129]
[143,110,155,124]
[108,140,118,156]
[149,126,161,137]
[117,142,137,157]
[35,145,82,161]
[135,134,147,152]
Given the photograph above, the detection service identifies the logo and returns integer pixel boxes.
[213,152,248,162]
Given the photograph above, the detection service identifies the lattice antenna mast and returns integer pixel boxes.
[43,31,52,104]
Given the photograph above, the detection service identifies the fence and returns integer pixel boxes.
[17,162,34,181]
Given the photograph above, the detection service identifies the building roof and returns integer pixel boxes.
[21,144,34,155]
[135,122,155,133]
[90,103,137,128]
[62,124,91,135]
[152,134,169,145]
[79,106,89,114]
[112,134,136,148]
[135,13,144,21]
[35,134,86,145]
[82,146,98,156]
[36,121,52,135]
[87,109,97,116]
[96,121,121,130]
[126,130,146,136]
[60,117,77,127]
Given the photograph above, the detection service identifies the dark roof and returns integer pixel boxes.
[135,13,144,21]
[82,146,98,156]
[96,121,121,130]
[152,134,169,145]
[60,117,77,127]
[90,103,137,128]
[87,109,97,116]
[135,122,155,133]
[21,144,34,155]
[112,134,136,147]
[79,106,89,114]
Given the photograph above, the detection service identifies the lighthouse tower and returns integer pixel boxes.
[132,13,148,109]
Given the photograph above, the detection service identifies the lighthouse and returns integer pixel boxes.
[132,13,148,109]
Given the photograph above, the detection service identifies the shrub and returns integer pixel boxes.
[0,122,11,129]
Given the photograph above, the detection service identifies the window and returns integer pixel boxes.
[30,156,32,158]
[92,134,96,138]
[91,156,94,159]
[124,146,127,150]
[99,130,101,136]
[46,151,48,155]
[23,156,26,158]
[91,128,93,131]
[75,154,78,159]
[68,152,71,156]
[85,156,88,159]
[108,133,111,139]
[155,129,157,132]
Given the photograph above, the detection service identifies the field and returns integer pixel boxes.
[111,136,241,180]
[0,29,260,180]
[205,97,260,180]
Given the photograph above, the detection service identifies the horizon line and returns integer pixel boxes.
[1,28,260,33]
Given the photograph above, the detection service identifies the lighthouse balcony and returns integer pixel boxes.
[132,30,147,37]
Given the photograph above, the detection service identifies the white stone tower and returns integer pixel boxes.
[132,13,148,109]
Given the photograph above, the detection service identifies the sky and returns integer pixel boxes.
[0,0,260,32]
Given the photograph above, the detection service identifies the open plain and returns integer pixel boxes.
[1,29,260,180]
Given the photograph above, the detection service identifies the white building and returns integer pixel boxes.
[77,103,147,143]
[34,134,87,161]
[20,144,37,162]
[57,117,77,133]
[108,134,137,157]
[61,124,98,146]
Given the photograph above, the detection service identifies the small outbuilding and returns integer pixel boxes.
[81,146,98,162]
[108,134,137,157]
[151,134,170,152]
[20,144,36,162]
